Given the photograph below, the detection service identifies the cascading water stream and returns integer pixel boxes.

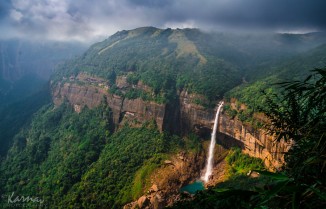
[201,101,223,182]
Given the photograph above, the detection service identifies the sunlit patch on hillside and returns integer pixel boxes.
[169,30,207,64]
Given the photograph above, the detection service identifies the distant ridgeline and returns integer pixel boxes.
[1,27,326,208]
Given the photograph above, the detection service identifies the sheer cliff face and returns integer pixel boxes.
[52,82,166,131]
[178,90,215,135]
[52,74,166,130]
[218,114,291,170]
[52,73,289,169]
[52,75,214,134]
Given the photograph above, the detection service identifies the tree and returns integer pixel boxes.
[259,68,326,208]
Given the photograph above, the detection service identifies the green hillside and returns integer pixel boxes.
[52,28,326,105]
[1,27,326,209]
[225,44,326,124]
[52,27,242,103]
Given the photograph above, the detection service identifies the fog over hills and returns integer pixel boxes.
[0,39,87,105]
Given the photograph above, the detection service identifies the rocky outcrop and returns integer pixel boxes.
[52,75,165,131]
[124,151,206,209]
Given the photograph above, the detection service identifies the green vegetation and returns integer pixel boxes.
[225,44,326,123]
[1,28,326,209]
[226,80,277,115]
[0,74,47,108]
[53,29,326,109]
[131,154,167,199]
[257,68,326,208]
[225,147,265,178]
[0,39,86,158]
[182,133,202,153]
[0,100,200,208]
[0,103,110,207]
[170,148,268,209]
[57,123,171,208]
[52,27,242,105]
[170,68,326,209]
[0,86,50,157]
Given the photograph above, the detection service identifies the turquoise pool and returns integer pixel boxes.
[180,180,204,194]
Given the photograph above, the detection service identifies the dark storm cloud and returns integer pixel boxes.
[210,0,326,30]
[1,0,325,42]
[160,0,326,32]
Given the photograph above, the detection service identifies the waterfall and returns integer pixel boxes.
[201,101,224,182]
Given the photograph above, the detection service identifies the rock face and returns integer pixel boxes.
[52,75,165,131]
[52,74,290,169]
[178,90,214,135]
[218,113,292,170]
[124,151,206,209]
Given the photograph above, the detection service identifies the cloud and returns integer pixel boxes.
[1,0,325,42]
[159,0,326,32]
[10,9,23,22]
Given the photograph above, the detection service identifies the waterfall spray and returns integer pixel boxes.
[201,101,224,182]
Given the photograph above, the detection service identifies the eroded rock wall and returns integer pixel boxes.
[52,80,165,131]
[178,90,214,135]
[218,113,292,170]
[51,75,290,170]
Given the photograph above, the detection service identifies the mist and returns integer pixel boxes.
[1,0,325,43]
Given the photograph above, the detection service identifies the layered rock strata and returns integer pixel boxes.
[52,74,290,169]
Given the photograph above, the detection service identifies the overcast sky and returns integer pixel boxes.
[1,0,326,42]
